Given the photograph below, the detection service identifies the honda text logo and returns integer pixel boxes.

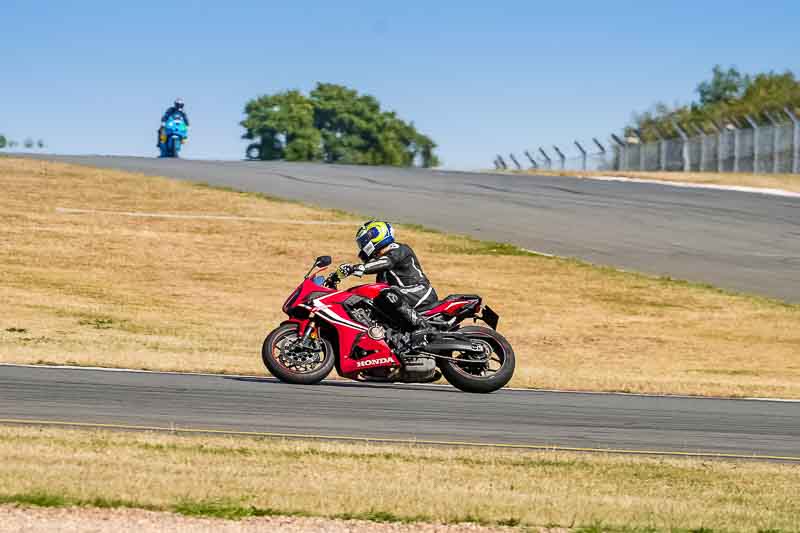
[356,357,394,368]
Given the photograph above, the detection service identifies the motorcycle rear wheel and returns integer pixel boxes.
[262,324,335,385]
[438,325,515,393]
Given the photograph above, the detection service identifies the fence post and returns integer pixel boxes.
[785,107,799,174]
[553,146,566,170]
[538,148,552,169]
[611,134,626,171]
[765,112,783,174]
[574,141,587,171]
[708,121,724,173]
[496,155,507,170]
[592,138,606,164]
[650,129,664,171]
[672,121,690,172]
[731,121,741,173]
[632,130,646,171]
[653,127,667,171]
[691,125,706,172]
[592,138,607,170]
[524,150,538,170]
[509,153,522,170]
[744,115,760,173]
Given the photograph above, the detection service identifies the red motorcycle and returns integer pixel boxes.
[262,256,515,393]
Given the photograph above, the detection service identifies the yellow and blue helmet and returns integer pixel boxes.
[356,220,395,262]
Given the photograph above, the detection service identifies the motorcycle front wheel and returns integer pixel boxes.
[262,323,335,385]
[171,136,181,157]
[439,325,515,393]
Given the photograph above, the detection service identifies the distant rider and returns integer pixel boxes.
[336,221,438,346]
[157,98,190,147]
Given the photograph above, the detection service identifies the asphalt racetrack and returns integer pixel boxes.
[1,365,798,460]
[34,155,800,302]
[7,156,798,460]
[0,365,800,461]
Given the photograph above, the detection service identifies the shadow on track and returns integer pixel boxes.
[223,376,465,394]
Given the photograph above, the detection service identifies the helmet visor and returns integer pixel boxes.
[356,227,380,257]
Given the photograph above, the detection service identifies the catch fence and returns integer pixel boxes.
[496,108,800,175]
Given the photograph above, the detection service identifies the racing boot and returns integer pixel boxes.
[394,299,436,350]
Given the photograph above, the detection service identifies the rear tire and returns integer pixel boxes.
[262,324,335,385]
[439,326,515,393]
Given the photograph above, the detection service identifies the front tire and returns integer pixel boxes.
[171,136,181,157]
[439,326,515,393]
[262,324,335,384]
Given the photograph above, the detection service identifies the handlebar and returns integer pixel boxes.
[324,271,341,289]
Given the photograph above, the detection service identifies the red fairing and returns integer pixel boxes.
[279,276,483,382]
[423,298,480,317]
[267,258,514,392]
[282,278,335,313]
[302,289,399,377]
[338,335,396,375]
[348,283,390,300]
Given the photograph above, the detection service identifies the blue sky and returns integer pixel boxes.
[2,0,798,169]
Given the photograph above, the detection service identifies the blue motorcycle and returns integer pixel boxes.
[159,115,188,158]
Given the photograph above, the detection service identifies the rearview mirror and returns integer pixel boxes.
[315,255,332,268]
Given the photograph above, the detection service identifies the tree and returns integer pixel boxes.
[310,83,376,164]
[37,139,45,149]
[696,65,750,106]
[0,135,6,149]
[624,66,800,141]
[309,83,440,167]
[24,138,34,149]
[240,90,322,161]
[241,83,439,167]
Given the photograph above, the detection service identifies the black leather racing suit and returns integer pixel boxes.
[363,242,438,330]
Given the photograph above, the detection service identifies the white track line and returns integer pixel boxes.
[2,363,798,403]
[56,207,352,225]
[520,248,554,258]
[566,175,800,199]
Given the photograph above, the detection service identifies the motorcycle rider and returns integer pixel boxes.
[156,98,190,147]
[337,221,437,347]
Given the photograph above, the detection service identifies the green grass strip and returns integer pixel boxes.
[3,490,785,531]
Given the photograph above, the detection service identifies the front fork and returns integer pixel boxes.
[283,319,317,348]
[299,322,316,346]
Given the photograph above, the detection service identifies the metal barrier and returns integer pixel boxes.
[497,109,800,174]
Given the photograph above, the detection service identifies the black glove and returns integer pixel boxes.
[337,263,365,278]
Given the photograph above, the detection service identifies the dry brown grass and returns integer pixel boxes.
[512,168,800,193]
[0,505,513,533]
[1,425,799,531]
[1,157,800,397]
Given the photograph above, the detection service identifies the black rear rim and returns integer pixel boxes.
[451,335,505,378]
